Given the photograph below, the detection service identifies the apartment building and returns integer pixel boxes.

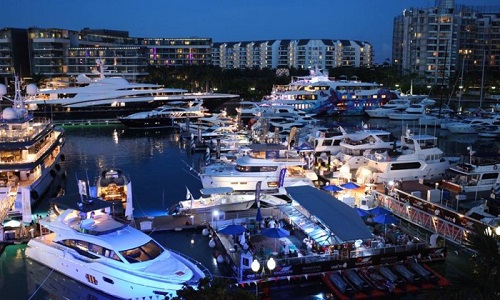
[393,0,500,86]
[212,39,373,70]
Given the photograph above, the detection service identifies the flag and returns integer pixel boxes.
[78,180,87,196]
[255,181,262,208]
[186,187,193,209]
[278,168,287,188]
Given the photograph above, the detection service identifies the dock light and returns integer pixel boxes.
[267,257,276,272]
[388,180,394,187]
[496,226,500,236]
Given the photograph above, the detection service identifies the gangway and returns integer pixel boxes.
[0,186,19,223]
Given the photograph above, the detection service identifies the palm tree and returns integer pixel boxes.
[423,225,500,300]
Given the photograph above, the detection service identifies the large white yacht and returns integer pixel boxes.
[0,76,65,223]
[336,128,397,170]
[200,143,317,191]
[26,195,208,299]
[24,60,238,120]
[263,66,395,116]
[356,129,452,184]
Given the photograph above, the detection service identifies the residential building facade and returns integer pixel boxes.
[393,0,500,86]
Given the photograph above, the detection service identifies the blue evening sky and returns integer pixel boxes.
[2,0,498,63]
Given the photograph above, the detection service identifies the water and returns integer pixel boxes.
[1,120,499,300]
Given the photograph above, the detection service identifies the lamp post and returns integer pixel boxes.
[251,257,276,299]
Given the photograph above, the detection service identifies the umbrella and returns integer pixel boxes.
[373,214,399,225]
[355,208,370,217]
[322,185,343,192]
[373,214,399,235]
[369,206,392,216]
[341,182,360,190]
[218,224,246,235]
[261,227,290,252]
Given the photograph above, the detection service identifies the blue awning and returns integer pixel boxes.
[285,186,373,241]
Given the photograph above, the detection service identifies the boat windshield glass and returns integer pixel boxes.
[120,240,164,263]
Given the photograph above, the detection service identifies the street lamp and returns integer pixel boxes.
[251,257,276,298]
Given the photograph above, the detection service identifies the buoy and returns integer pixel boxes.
[217,255,224,263]
[202,228,209,236]
[208,238,216,248]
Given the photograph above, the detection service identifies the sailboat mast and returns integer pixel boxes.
[479,49,486,108]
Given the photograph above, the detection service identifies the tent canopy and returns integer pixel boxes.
[285,186,372,241]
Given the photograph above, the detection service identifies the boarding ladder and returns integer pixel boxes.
[0,186,19,224]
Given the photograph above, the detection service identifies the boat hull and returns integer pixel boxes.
[26,238,203,299]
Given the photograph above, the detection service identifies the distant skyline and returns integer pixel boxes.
[2,0,499,64]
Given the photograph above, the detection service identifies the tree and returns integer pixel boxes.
[422,225,500,300]
[171,277,255,300]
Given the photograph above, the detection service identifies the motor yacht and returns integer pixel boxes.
[442,149,500,193]
[200,143,317,191]
[169,187,289,215]
[26,195,208,299]
[365,98,411,118]
[387,98,436,121]
[356,129,452,184]
[95,169,133,219]
[24,59,238,120]
[118,99,207,129]
[263,66,395,116]
[305,126,345,156]
[336,128,397,170]
[0,76,65,223]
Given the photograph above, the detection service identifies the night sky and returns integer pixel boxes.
[2,0,499,63]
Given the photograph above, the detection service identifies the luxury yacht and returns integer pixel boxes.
[442,150,500,193]
[0,76,65,223]
[118,99,207,128]
[336,128,397,170]
[365,98,411,118]
[95,169,133,219]
[24,59,238,120]
[200,143,317,191]
[356,129,452,184]
[26,195,208,299]
[263,66,395,116]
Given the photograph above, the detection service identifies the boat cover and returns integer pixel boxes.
[285,186,372,241]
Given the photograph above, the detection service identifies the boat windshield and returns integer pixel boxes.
[120,240,164,263]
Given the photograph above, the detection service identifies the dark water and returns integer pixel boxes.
[0,121,498,300]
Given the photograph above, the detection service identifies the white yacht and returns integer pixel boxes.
[263,66,395,116]
[365,98,411,118]
[200,143,317,191]
[0,76,65,223]
[26,195,208,299]
[24,59,238,120]
[118,99,207,129]
[445,117,499,134]
[356,129,452,184]
[169,187,289,215]
[336,128,397,170]
[442,149,500,193]
[305,126,345,155]
[95,169,133,220]
[387,98,436,121]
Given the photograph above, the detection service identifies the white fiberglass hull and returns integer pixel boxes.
[200,173,314,191]
[26,237,204,299]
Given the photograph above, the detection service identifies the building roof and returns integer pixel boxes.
[285,186,373,241]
